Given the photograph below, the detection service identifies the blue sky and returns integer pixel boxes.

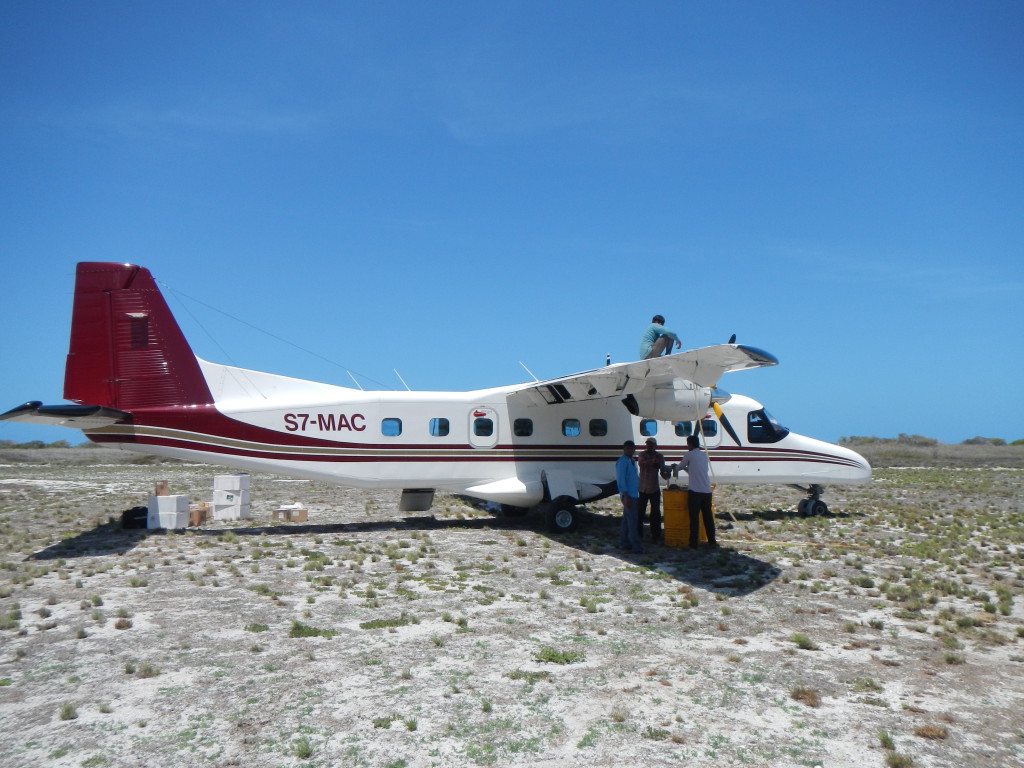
[2,1,1022,446]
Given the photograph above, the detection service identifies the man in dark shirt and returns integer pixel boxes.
[636,437,668,542]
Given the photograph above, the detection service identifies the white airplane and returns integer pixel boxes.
[2,262,870,532]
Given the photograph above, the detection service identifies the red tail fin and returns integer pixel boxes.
[63,262,213,410]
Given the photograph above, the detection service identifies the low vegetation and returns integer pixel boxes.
[0,442,1020,767]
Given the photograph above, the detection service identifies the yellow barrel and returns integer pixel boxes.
[662,489,708,546]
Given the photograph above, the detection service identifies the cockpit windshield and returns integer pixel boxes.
[747,408,791,444]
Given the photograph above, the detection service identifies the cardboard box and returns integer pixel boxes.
[213,473,251,491]
[147,494,188,529]
[189,503,209,527]
[272,505,308,522]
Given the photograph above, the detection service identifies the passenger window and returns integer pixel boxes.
[562,419,581,437]
[382,418,402,437]
[474,418,494,437]
[429,418,449,437]
[589,419,607,437]
[640,420,658,437]
[701,419,718,437]
[674,421,693,437]
[513,418,533,437]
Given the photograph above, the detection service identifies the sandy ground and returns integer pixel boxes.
[0,447,1022,768]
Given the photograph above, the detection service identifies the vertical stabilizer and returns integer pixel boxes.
[63,262,213,410]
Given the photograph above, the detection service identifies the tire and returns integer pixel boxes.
[546,497,578,533]
[809,499,829,516]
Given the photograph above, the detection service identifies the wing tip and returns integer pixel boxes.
[735,344,779,366]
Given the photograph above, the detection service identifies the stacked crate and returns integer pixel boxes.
[212,474,251,520]
[662,489,709,547]
[147,494,189,529]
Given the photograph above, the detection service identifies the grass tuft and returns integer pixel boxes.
[790,687,821,707]
[534,646,585,664]
[289,620,336,639]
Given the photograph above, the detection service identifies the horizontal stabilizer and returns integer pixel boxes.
[0,401,130,430]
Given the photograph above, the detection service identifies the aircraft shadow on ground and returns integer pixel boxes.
[29,507,780,597]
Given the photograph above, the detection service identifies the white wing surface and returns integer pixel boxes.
[509,344,777,408]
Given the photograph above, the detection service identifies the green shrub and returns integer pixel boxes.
[534,646,585,664]
[790,633,819,651]
[289,621,335,639]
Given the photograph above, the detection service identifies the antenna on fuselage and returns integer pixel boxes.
[394,369,412,391]
[519,361,540,382]
[347,371,364,391]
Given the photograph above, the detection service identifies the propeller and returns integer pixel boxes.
[712,401,742,446]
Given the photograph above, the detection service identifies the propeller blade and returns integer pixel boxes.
[712,402,742,446]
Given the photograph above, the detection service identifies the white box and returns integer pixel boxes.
[212,502,251,521]
[213,474,251,491]
[147,495,189,529]
[212,489,250,506]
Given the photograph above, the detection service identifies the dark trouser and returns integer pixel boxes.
[637,491,662,540]
[644,336,673,359]
[688,491,716,547]
[619,495,643,553]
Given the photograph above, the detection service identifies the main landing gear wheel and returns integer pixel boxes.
[545,496,579,533]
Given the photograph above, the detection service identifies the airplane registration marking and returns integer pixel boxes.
[284,413,367,432]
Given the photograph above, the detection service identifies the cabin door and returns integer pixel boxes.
[468,407,499,449]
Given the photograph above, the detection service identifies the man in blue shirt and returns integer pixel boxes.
[616,440,643,553]
[677,435,718,549]
[639,315,682,359]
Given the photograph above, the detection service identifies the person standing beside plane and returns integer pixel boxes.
[616,440,643,554]
[637,437,669,542]
[639,315,682,359]
[677,435,717,549]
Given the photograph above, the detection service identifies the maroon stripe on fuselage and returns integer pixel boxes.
[123,409,858,465]
[92,432,858,471]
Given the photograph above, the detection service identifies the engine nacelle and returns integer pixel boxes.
[623,381,712,422]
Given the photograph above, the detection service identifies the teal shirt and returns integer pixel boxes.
[639,323,680,358]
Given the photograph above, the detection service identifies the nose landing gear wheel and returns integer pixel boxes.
[796,488,829,517]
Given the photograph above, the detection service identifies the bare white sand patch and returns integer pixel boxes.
[0,449,1022,767]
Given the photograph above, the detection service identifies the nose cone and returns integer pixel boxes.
[836,443,872,484]
[790,434,873,484]
[814,440,872,484]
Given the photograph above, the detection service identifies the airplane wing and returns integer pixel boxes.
[0,401,131,430]
[509,344,778,408]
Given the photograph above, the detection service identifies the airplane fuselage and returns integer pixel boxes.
[85,359,870,508]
